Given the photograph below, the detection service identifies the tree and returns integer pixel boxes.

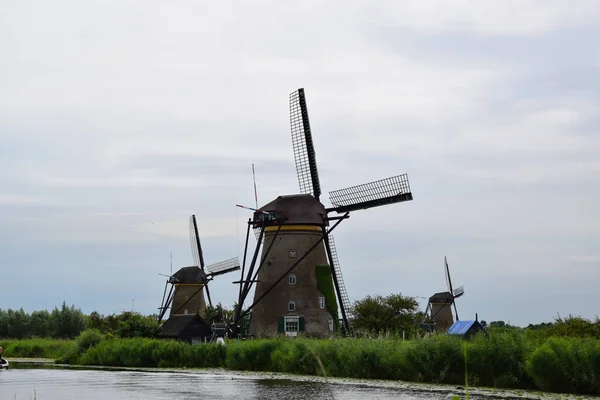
[30,310,51,338]
[115,311,159,338]
[350,293,420,337]
[204,303,234,325]
[49,301,87,339]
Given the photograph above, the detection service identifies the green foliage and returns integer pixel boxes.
[467,329,534,388]
[4,330,600,396]
[204,303,234,325]
[351,293,419,337]
[4,301,600,396]
[0,304,159,341]
[49,302,87,339]
[84,311,159,338]
[2,338,76,359]
[57,329,104,364]
[77,329,103,351]
[315,265,339,332]
[0,302,87,339]
[114,312,160,338]
[526,337,600,395]
[545,315,600,339]
[78,337,226,368]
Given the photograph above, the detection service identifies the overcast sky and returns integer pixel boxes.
[1,0,599,327]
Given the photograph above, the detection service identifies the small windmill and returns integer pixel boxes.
[422,256,465,332]
[231,88,414,338]
[157,215,240,324]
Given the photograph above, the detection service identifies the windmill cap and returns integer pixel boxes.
[429,291,454,303]
[256,194,327,226]
[172,266,207,284]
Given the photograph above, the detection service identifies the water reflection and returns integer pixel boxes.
[1,367,437,400]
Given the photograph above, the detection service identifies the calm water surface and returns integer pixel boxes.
[1,367,442,400]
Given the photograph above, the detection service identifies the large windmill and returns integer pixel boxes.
[231,88,414,338]
[157,215,240,332]
[422,256,465,332]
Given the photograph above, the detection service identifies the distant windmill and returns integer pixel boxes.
[422,256,465,332]
[231,88,414,338]
[157,215,240,324]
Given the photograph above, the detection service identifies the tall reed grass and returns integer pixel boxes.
[4,330,599,395]
[2,338,76,359]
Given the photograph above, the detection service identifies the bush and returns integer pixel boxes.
[526,337,600,395]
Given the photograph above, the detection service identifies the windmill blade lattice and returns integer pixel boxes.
[189,214,212,306]
[327,234,353,320]
[328,174,413,213]
[206,257,241,277]
[290,88,321,200]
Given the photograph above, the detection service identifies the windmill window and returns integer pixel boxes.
[184,309,188,315]
[289,274,296,285]
[328,318,334,332]
[285,316,299,334]
[288,301,296,312]
[318,296,325,309]
[289,249,296,258]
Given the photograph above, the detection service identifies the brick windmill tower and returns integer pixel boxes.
[232,88,414,338]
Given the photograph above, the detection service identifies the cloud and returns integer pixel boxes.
[569,255,600,264]
[371,0,600,36]
[1,0,599,325]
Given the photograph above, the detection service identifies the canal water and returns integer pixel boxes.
[1,366,445,400]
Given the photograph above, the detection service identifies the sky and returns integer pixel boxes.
[1,0,599,327]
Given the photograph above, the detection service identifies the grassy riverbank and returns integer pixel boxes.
[4,331,600,396]
[2,338,76,359]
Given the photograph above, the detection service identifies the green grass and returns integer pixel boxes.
[2,338,76,359]
[3,331,600,396]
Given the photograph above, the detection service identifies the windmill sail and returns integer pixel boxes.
[445,256,452,294]
[325,234,353,322]
[290,88,321,200]
[189,215,205,270]
[327,174,413,213]
[206,257,241,277]
[444,256,460,321]
[189,214,211,306]
[453,286,464,298]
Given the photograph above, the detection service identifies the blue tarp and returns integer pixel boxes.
[448,320,478,335]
